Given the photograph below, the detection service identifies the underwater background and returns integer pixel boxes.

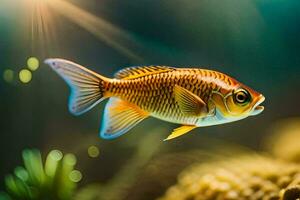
[1,0,300,199]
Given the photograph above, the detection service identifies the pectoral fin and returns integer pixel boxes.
[164,125,197,141]
[174,85,208,117]
[100,98,149,139]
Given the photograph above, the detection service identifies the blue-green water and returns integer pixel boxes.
[0,0,300,199]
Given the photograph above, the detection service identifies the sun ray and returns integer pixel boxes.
[18,0,58,56]
[5,0,145,61]
[45,0,143,61]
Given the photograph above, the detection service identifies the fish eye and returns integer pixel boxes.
[234,88,251,105]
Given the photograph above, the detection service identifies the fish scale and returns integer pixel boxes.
[106,68,228,125]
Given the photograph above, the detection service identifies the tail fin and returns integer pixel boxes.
[45,58,109,116]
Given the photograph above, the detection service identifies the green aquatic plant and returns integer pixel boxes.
[158,156,300,200]
[0,149,81,200]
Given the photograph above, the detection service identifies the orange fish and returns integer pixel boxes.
[45,59,265,140]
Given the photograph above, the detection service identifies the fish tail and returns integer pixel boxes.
[45,58,110,116]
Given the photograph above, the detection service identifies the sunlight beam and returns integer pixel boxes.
[23,0,58,55]
[46,0,143,62]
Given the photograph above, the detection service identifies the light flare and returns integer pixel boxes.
[19,69,32,83]
[22,0,58,55]
[27,57,40,71]
[4,0,144,61]
[3,69,14,83]
[87,145,100,158]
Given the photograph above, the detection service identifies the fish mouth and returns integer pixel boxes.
[251,95,265,116]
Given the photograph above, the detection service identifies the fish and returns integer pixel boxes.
[45,58,265,141]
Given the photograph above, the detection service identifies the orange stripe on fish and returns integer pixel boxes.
[45,59,265,141]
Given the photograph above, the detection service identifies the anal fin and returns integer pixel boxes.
[164,125,197,141]
[100,98,149,139]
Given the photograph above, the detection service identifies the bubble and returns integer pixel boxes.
[19,69,32,83]
[69,170,82,182]
[88,145,100,158]
[27,57,39,71]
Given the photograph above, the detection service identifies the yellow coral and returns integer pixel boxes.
[265,118,300,163]
[158,156,300,200]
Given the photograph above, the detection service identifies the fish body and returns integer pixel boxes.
[45,59,265,140]
[108,68,235,125]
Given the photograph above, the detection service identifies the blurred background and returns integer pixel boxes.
[0,0,300,199]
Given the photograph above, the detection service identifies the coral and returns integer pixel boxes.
[158,156,300,200]
[265,118,300,163]
[0,149,81,200]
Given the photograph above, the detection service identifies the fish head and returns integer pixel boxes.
[211,82,265,119]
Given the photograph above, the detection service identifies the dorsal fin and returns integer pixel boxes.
[114,65,175,80]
